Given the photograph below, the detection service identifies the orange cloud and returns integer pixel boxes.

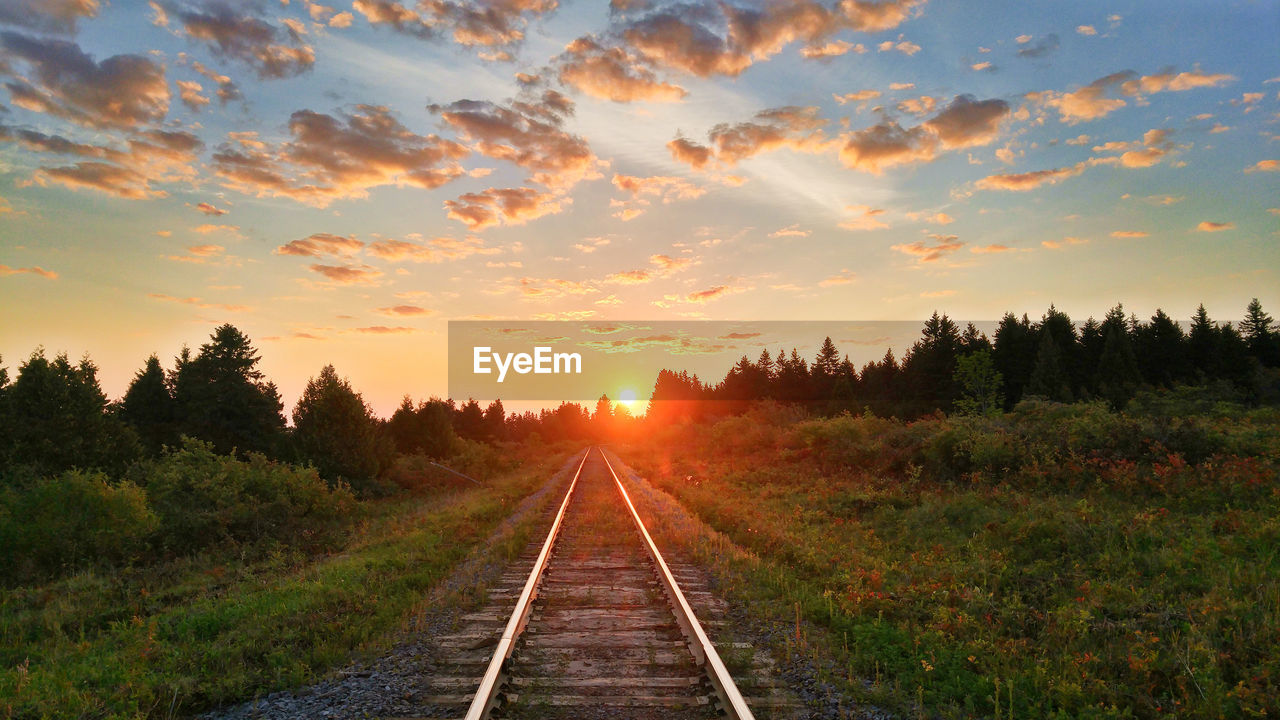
[0,32,169,129]
[0,264,58,279]
[444,187,568,230]
[891,234,964,262]
[366,235,498,262]
[3,125,200,200]
[432,91,600,189]
[667,137,713,169]
[970,244,1016,253]
[308,263,384,284]
[1121,69,1235,96]
[1041,236,1088,249]
[1110,230,1149,238]
[376,305,433,316]
[352,325,415,334]
[188,59,241,104]
[604,253,695,284]
[354,0,555,50]
[769,224,810,238]
[195,201,227,215]
[975,162,1087,191]
[1245,160,1277,173]
[839,121,938,173]
[684,284,742,303]
[0,0,99,34]
[610,173,706,219]
[1195,221,1235,232]
[1033,68,1234,124]
[213,105,468,206]
[803,41,864,59]
[511,276,598,300]
[171,2,314,79]
[896,95,937,115]
[839,205,890,231]
[923,95,1010,149]
[557,36,687,103]
[277,233,364,257]
[834,89,880,104]
[1091,128,1175,168]
[176,79,210,111]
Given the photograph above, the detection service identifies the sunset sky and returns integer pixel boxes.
[1,0,1277,415]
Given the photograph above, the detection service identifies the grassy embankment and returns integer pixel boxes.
[0,443,579,720]
[619,398,1280,719]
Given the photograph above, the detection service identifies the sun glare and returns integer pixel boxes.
[618,388,639,412]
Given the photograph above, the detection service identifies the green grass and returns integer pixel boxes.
[614,404,1280,720]
[0,450,569,720]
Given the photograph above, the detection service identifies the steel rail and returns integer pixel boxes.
[599,448,757,720]
[462,448,590,720]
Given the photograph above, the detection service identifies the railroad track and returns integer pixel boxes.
[403,447,800,720]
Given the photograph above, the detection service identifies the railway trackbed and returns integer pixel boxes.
[404,447,802,720]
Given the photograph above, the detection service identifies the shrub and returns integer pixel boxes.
[0,471,156,584]
[142,438,355,555]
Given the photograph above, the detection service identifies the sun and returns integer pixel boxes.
[617,388,638,412]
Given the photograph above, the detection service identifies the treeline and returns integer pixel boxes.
[0,323,618,584]
[0,324,628,491]
[647,299,1280,422]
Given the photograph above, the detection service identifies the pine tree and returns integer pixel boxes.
[1096,324,1142,408]
[813,337,841,378]
[455,398,486,441]
[1241,298,1279,367]
[954,349,1004,415]
[292,365,390,487]
[484,399,506,441]
[993,312,1036,407]
[903,312,962,414]
[172,325,285,457]
[120,354,177,454]
[1187,305,1217,380]
[4,350,140,475]
[1027,330,1072,402]
[1134,309,1188,386]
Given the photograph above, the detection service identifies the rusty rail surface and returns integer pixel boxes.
[462,448,589,720]
[463,446,756,720]
[599,447,756,720]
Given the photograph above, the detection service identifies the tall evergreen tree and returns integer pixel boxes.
[902,312,962,413]
[954,349,1004,416]
[993,313,1036,407]
[172,325,285,457]
[292,365,390,487]
[1027,330,1072,402]
[1241,298,1279,367]
[120,354,177,454]
[1079,317,1105,395]
[1187,305,1217,380]
[3,350,140,475]
[1096,323,1142,408]
[484,399,507,441]
[454,398,486,441]
[959,323,991,354]
[810,337,841,409]
[1037,305,1082,393]
[1134,309,1188,386]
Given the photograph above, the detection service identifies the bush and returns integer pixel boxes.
[0,471,156,584]
[142,438,355,555]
